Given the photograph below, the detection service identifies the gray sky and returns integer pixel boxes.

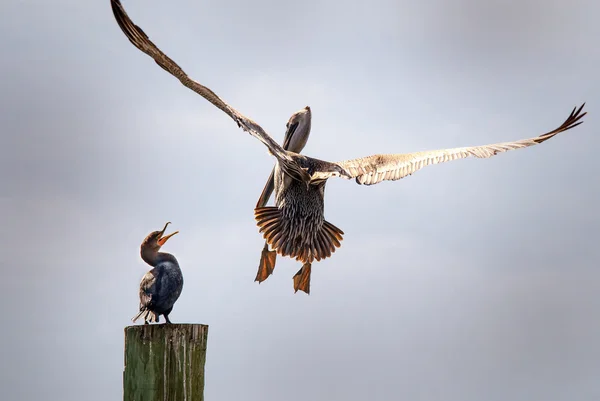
[1,0,599,400]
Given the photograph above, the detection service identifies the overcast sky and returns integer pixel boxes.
[1,0,599,400]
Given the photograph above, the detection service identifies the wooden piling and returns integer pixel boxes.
[123,324,209,401]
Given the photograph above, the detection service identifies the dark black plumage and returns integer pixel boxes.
[132,222,183,324]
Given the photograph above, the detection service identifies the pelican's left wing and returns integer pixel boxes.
[334,104,586,185]
[111,0,303,176]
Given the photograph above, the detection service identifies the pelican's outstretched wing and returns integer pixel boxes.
[335,104,586,186]
[110,0,305,177]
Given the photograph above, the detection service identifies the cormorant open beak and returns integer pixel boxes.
[157,222,179,246]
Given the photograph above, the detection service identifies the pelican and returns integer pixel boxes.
[255,106,312,284]
[133,222,183,324]
[111,0,586,294]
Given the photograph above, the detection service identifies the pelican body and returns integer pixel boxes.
[253,107,343,293]
[133,222,182,324]
[256,162,344,293]
[111,0,587,294]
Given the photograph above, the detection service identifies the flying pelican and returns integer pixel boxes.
[255,106,312,284]
[111,0,586,294]
[133,222,183,324]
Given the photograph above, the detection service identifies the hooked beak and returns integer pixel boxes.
[157,221,179,246]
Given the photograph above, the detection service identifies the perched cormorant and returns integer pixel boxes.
[132,222,182,324]
[111,0,587,294]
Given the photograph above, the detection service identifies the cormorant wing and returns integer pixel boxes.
[110,0,306,180]
[334,104,586,186]
[138,270,157,309]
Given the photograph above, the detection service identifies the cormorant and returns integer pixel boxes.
[132,222,182,324]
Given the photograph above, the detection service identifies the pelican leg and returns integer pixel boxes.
[293,263,312,294]
[255,242,277,283]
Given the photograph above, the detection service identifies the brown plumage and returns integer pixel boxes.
[255,206,343,263]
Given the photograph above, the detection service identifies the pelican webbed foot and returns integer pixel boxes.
[293,263,312,294]
[255,242,277,283]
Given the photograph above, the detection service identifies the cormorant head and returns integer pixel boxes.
[141,222,179,252]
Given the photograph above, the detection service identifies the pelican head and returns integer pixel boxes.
[141,222,179,253]
[283,106,312,153]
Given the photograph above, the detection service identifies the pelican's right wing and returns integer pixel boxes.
[111,0,302,176]
[256,168,276,208]
[336,104,586,185]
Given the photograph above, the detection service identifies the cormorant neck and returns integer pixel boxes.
[141,248,177,267]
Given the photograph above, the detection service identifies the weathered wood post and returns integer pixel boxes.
[124,324,209,401]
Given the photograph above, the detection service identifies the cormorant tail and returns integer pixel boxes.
[131,308,158,323]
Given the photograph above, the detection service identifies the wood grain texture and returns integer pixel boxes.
[124,324,208,401]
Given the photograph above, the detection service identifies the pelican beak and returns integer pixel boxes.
[157,222,179,246]
[282,122,298,150]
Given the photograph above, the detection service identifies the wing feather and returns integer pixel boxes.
[110,0,304,177]
[138,270,157,308]
[337,104,586,186]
